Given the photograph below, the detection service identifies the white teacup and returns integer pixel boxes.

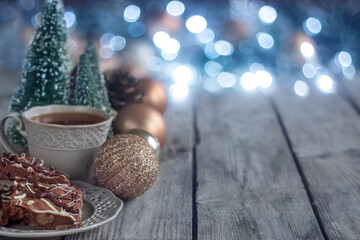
[0,105,113,180]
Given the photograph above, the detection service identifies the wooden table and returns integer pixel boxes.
[0,70,359,240]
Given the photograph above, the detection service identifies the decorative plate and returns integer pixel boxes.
[0,180,123,238]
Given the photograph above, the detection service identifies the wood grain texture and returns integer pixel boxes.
[273,89,360,240]
[196,92,323,240]
[65,99,194,240]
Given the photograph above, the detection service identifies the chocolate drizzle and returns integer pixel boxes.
[1,153,69,179]
[16,178,80,214]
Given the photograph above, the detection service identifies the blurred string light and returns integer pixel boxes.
[196,28,215,43]
[240,72,257,91]
[303,17,322,36]
[162,38,180,54]
[153,31,180,60]
[300,42,315,58]
[64,11,76,29]
[240,70,273,91]
[258,5,277,24]
[18,0,35,11]
[250,63,264,73]
[204,61,222,77]
[342,65,356,80]
[204,42,220,59]
[128,22,146,37]
[294,80,309,97]
[186,15,207,33]
[217,72,237,88]
[257,32,274,49]
[214,40,234,56]
[110,36,126,51]
[161,51,178,61]
[166,1,185,16]
[172,65,196,85]
[302,63,316,78]
[153,31,170,48]
[99,47,114,59]
[337,51,352,67]
[170,83,189,101]
[100,33,114,48]
[124,5,141,23]
[31,12,42,28]
[255,70,273,88]
[316,74,334,92]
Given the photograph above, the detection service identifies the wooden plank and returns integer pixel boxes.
[273,89,360,240]
[66,99,194,240]
[196,92,324,240]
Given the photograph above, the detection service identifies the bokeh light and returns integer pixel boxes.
[302,63,316,78]
[64,11,76,29]
[166,1,185,16]
[162,38,180,54]
[338,51,352,67]
[217,72,237,88]
[19,0,35,11]
[240,72,257,91]
[124,5,141,23]
[214,40,234,56]
[258,5,277,24]
[197,28,215,43]
[153,31,170,48]
[110,36,126,51]
[316,75,334,92]
[99,47,114,59]
[173,65,196,85]
[161,51,178,61]
[255,70,273,88]
[300,42,315,58]
[257,32,274,49]
[342,65,356,80]
[204,61,222,77]
[304,17,322,35]
[100,33,115,48]
[186,15,207,33]
[294,80,309,97]
[204,42,220,59]
[170,83,189,101]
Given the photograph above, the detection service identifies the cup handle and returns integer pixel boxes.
[0,112,26,153]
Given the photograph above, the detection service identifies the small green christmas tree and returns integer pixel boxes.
[8,0,69,147]
[84,42,111,112]
[73,54,100,107]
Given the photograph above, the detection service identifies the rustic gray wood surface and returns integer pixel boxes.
[195,93,323,240]
[0,72,359,239]
[273,88,360,240]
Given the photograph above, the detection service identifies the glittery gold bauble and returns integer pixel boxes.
[114,103,167,147]
[93,134,158,200]
[141,77,167,114]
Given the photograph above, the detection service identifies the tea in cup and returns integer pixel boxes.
[0,105,113,180]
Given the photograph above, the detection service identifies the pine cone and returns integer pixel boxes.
[105,67,144,110]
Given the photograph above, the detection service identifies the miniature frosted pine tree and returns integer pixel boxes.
[73,54,102,108]
[84,42,111,112]
[7,0,69,147]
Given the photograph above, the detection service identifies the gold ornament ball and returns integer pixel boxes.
[114,103,167,147]
[93,134,158,200]
[141,77,167,114]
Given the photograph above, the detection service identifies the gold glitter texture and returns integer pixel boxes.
[93,134,158,199]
